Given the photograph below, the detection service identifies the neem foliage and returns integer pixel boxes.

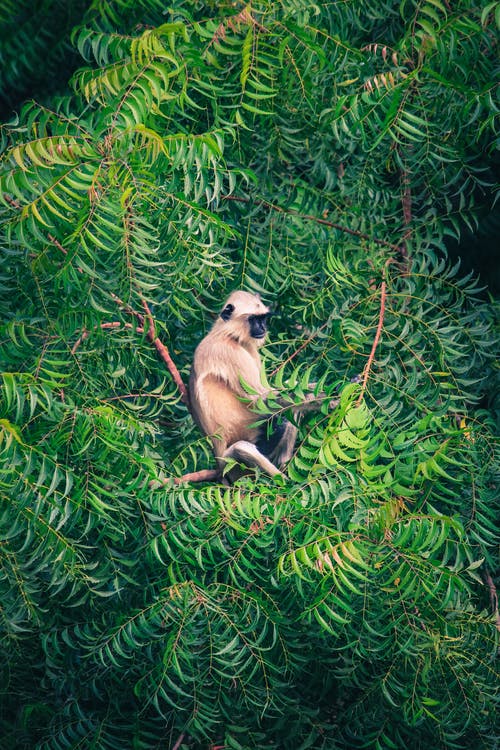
[0,1,498,749]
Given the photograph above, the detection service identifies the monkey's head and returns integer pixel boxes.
[218,290,271,346]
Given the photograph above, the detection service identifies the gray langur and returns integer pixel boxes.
[189,290,321,481]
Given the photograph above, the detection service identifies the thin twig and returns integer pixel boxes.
[71,321,138,354]
[484,570,500,634]
[356,280,387,406]
[47,233,68,255]
[4,195,70,257]
[3,193,21,209]
[269,319,330,377]
[171,732,186,750]
[72,298,189,404]
[222,194,402,252]
[399,166,412,259]
[110,292,145,323]
[140,298,189,405]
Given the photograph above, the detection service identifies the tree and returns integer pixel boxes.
[0,1,498,748]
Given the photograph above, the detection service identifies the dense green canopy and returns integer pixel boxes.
[0,1,498,748]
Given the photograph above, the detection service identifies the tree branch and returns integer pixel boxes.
[222,194,403,253]
[399,166,412,259]
[70,321,136,354]
[149,468,220,489]
[356,280,387,406]
[140,298,189,405]
[171,732,186,750]
[73,299,215,485]
[71,295,189,406]
[47,232,68,255]
[484,570,500,635]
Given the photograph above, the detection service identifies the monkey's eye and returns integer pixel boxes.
[248,313,271,322]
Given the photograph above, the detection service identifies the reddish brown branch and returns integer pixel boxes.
[356,280,387,406]
[72,297,189,405]
[47,233,68,255]
[149,468,220,489]
[222,194,402,253]
[484,570,500,634]
[153,336,189,403]
[3,193,21,209]
[71,321,136,354]
[110,293,145,325]
[171,733,186,750]
[140,298,189,405]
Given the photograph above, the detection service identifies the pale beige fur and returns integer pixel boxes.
[188,290,327,480]
[189,291,286,478]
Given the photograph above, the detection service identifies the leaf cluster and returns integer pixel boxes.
[0,2,498,749]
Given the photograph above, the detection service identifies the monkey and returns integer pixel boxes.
[189,290,320,481]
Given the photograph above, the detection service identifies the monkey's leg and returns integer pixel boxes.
[256,416,298,467]
[268,421,297,466]
[223,440,284,478]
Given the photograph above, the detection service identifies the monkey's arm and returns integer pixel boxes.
[253,385,332,419]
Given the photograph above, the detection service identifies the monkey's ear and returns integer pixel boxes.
[220,303,235,321]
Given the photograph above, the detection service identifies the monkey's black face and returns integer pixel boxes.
[248,314,269,339]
